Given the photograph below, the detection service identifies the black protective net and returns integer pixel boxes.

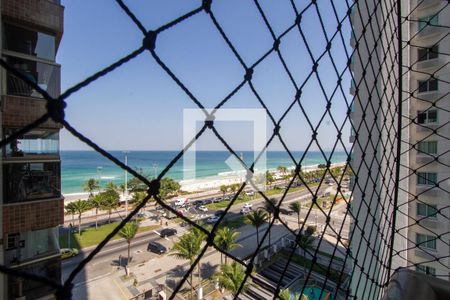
[1,0,448,299]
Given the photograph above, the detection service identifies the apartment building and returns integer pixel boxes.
[350,0,450,297]
[0,0,64,299]
[407,0,450,280]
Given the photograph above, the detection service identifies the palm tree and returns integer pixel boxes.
[215,262,248,297]
[266,171,274,186]
[220,185,228,197]
[90,194,103,230]
[278,288,308,300]
[99,189,120,223]
[289,201,302,230]
[65,202,77,224]
[264,198,278,247]
[277,165,287,174]
[298,233,315,256]
[214,227,240,264]
[246,210,268,245]
[170,230,203,298]
[72,199,91,236]
[118,222,139,275]
[84,178,100,199]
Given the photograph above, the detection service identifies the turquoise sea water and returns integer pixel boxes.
[61,151,348,194]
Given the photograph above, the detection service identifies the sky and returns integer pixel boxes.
[58,0,353,152]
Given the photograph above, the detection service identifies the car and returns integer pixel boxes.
[174,198,188,206]
[147,241,167,254]
[206,215,220,224]
[212,197,223,203]
[202,199,213,205]
[193,200,204,206]
[60,248,79,259]
[245,191,255,196]
[240,207,252,215]
[243,203,253,209]
[215,210,225,216]
[197,205,208,212]
[160,228,177,238]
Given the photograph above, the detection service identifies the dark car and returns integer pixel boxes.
[202,199,213,205]
[160,228,177,238]
[147,241,167,254]
[193,200,204,206]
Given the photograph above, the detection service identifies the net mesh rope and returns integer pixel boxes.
[0,0,448,299]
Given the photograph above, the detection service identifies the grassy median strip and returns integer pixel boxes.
[60,222,160,249]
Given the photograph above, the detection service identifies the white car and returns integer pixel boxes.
[240,207,252,215]
[174,198,188,206]
[245,191,255,196]
[243,203,253,209]
[197,205,208,212]
[206,215,220,224]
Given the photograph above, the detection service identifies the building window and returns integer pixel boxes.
[2,23,56,61]
[416,233,437,250]
[418,15,439,31]
[417,172,437,185]
[416,265,436,276]
[418,79,438,93]
[3,161,61,203]
[417,203,438,218]
[3,129,59,157]
[5,55,60,98]
[417,110,437,124]
[417,141,437,154]
[418,45,438,62]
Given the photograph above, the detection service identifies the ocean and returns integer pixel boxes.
[61,150,348,194]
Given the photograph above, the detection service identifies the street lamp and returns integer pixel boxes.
[123,151,129,213]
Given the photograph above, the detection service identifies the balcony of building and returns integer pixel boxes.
[1,0,64,46]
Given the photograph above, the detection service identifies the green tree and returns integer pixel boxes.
[118,222,139,275]
[214,227,240,264]
[65,202,77,224]
[220,185,228,197]
[278,288,308,300]
[289,201,302,230]
[170,230,204,298]
[127,176,149,192]
[159,177,181,199]
[266,171,274,186]
[83,178,100,199]
[264,198,278,247]
[214,262,248,297]
[246,210,268,245]
[298,232,315,256]
[72,200,91,236]
[106,181,118,193]
[277,165,287,174]
[99,189,120,223]
[90,194,103,230]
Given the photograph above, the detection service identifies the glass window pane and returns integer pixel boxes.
[429,45,438,59]
[6,56,60,98]
[427,110,437,123]
[418,48,427,61]
[4,129,59,157]
[418,80,427,93]
[429,78,438,91]
[417,203,426,216]
[417,111,426,124]
[3,24,55,60]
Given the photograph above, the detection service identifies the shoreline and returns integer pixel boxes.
[63,162,347,202]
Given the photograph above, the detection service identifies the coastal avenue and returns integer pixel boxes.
[62,184,351,290]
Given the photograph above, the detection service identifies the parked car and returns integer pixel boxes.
[212,197,223,203]
[193,200,204,206]
[245,191,255,196]
[202,199,213,205]
[215,210,225,216]
[197,205,208,212]
[243,203,253,209]
[160,228,177,238]
[60,248,79,259]
[240,207,252,215]
[147,241,167,254]
[206,215,220,224]
[174,198,189,206]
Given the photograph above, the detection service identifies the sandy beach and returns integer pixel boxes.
[62,162,347,202]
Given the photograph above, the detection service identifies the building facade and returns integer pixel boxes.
[406,0,450,280]
[350,0,450,298]
[0,0,64,299]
